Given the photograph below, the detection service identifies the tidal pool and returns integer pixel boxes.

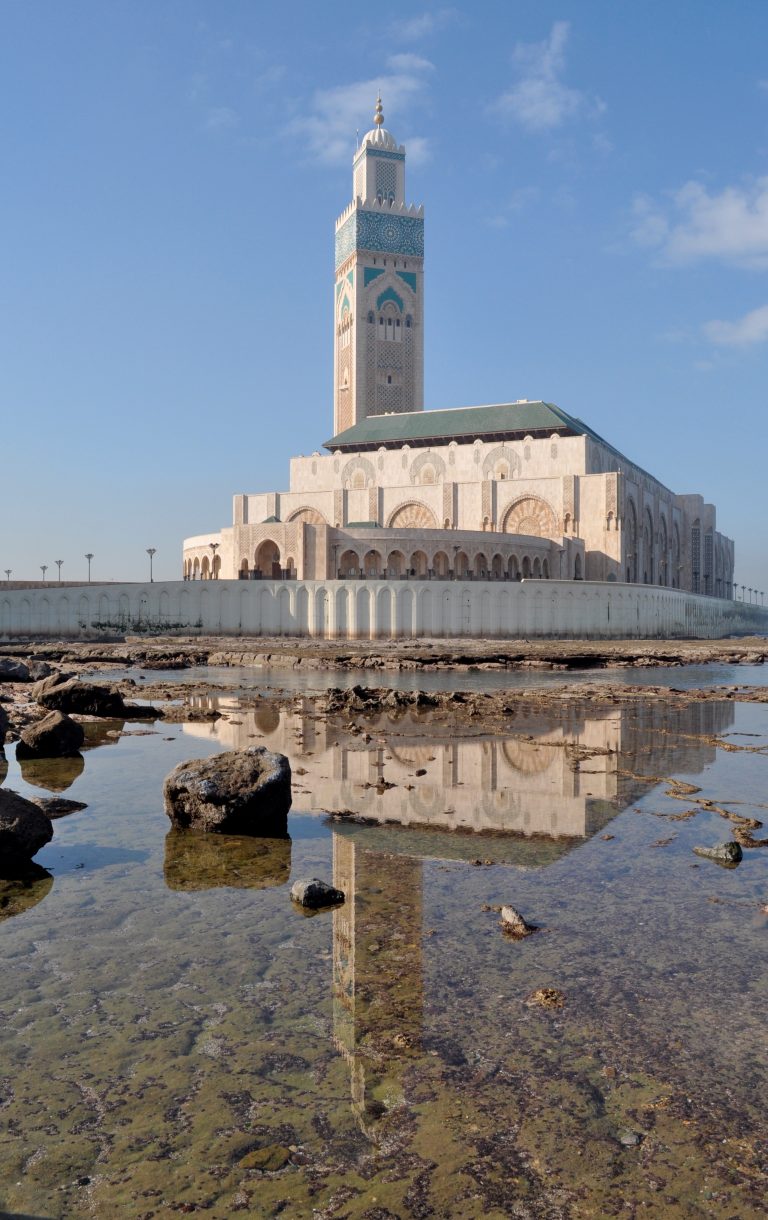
[0,687,766,1218]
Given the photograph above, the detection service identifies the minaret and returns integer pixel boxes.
[333,97,424,436]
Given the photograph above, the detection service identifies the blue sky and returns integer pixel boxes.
[1,0,767,596]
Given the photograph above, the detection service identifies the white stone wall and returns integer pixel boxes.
[2,579,764,641]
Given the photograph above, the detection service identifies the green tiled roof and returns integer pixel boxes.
[324,402,612,451]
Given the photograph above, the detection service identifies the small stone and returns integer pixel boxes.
[525,988,565,1010]
[290,878,345,909]
[618,1129,642,1147]
[31,797,88,819]
[500,905,538,938]
[692,841,743,865]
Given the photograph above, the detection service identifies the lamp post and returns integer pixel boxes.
[40,565,48,582]
[85,553,94,583]
[209,541,220,580]
[741,584,746,601]
[4,569,10,583]
[55,559,63,582]
[146,548,156,583]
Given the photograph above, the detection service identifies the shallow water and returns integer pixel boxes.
[106,658,768,696]
[0,687,767,1218]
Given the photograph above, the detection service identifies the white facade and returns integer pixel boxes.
[1,579,764,642]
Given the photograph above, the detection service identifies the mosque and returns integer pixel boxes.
[182,98,734,600]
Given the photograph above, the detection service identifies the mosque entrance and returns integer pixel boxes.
[255,540,282,580]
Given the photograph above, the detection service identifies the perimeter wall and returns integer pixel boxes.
[1,579,766,640]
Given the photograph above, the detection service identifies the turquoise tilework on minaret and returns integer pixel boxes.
[396,271,417,292]
[335,211,424,269]
[364,267,385,286]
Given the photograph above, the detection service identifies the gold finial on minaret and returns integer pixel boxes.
[373,94,384,126]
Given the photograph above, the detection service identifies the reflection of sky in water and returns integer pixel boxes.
[101,660,768,695]
[0,693,766,1218]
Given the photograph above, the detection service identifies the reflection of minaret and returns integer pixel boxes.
[332,834,423,1138]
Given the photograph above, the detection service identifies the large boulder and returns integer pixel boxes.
[163,747,292,835]
[37,679,127,717]
[0,703,8,747]
[0,658,31,683]
[31,670,74,700]
[0,788,54,866]
[16,711,85,759]
[37,679,159,720]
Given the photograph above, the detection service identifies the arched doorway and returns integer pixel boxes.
[255,539,282,580]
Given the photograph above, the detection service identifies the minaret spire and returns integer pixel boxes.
[374,94,384,127]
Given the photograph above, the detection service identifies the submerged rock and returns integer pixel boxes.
[164,830,291,890]
[31,797,88,819]
[163,747,291,834]
[290,877,345,909]
[693,841,743,865]
[16,710,85,759]
[525,988,565,1010]
[0,788,54,866]
[500,904,538,938]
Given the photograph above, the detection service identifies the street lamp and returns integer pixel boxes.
[4,569,10,583]
[40,565,48,582]
[85,553,94,583]
[146,547,157,583]
[209,541,220,580]
[55,559,63,582]
[741,584,746,601]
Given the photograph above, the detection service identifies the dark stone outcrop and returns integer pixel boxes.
[37,679,159,720]
[0,703,7,747]
[290,878,345,909]
[16,711,85,759]
[164,830,291,890]
[31,670,74,700]
[163,747,292,834]
[0,788,54,865]
[0,658,31,683]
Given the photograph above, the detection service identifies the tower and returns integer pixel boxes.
[333,97,424,436]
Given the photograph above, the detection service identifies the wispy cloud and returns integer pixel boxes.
[204,106,239,132]
[489,22,602,132]
[485,186,540,228]
[391,8,458,42]
[631,177,768,268]
[704,303,768,346]
[286,56,434,165]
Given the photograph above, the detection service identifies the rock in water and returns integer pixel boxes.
[163,747,292,834]
[16,711,85,759]
[30,671,74,700]
[0,658,31,683]
[37,678,158,720]
[693,841,743,865]
[30,797,88,819]
[0,789,54,866]
[37,679,127,717]
[500,904,537,938]
[290,878,345,909]
[0,703,7,747]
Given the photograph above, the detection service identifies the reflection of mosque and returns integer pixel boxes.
[183,696,735,852]
[183,695,737,1138]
